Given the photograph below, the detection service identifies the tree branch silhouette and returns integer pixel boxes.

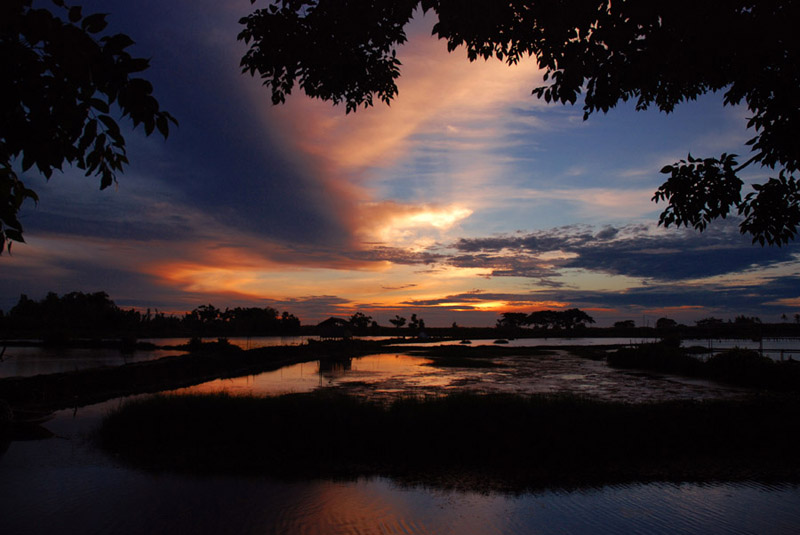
[239,0,800,245]
[1,0,176,253]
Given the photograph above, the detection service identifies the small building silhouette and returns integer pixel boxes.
[316,317,353,340]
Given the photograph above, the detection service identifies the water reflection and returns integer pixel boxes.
[171,351,748,404]
[319,357,352,376]
[0,345,184,378]
[168,354,436,397]
[4,337,799,381]
[2,349,800,533]
[3,417,799,535]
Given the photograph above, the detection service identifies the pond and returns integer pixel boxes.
[2,345,800,534]
[3,397,800,534]
[168,351,750,404]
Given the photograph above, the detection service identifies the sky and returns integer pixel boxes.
[4,0,800,327]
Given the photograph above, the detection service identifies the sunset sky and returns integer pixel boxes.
[4,0,800,327]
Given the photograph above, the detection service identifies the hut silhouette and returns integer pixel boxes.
[316,317,353,340]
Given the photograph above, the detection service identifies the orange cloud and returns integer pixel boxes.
[357,201,473,248]
[264,27,543,172]
[236,17,544,251]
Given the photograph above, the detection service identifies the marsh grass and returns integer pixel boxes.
[98,391,800,491]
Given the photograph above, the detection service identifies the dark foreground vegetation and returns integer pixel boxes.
[609,344,800,391]
[98,391,800,492]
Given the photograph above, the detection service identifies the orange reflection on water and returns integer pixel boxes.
[168,354,436,397]
[169,361,321,397]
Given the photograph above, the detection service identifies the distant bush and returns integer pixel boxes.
[187,337,203,351]
[608,343,703,376]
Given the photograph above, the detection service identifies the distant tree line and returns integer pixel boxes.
[346,312,427,336]
[2,291,140,337]
[0,292,301,338]
[386,313,426,333]
[348,312,379,333]
[496,309,596,331]
[182,303,300,336]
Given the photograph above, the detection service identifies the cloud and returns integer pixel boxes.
[381,284,418,291]
[450,221,798,281]
[389,275,800,324]
[263,17,544,173]
[347,246,443,266]
[355,201,473,249]
[261,295,352,319]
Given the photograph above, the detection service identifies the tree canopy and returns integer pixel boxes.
[1,292,301,337]
[496,308,595,330]
[239,0,800,245]
[1,0,176,253]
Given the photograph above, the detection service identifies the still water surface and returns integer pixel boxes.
[4,335,796,379]
[169,351,749,403]
[2,344,800,533]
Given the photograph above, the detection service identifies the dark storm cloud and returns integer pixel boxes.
[562,226,797,280]
[0,258,171,314]
[347,246,444,265]
[55,0,359,251]
[594,226,620,240]
[260,295,353,321]
[517,276,800,317]
[454,225,599,253]
[23,212,196,242]
[393,276,800,320]
[450,221,798,281]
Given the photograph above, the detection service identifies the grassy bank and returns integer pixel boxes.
[98,391,800,492]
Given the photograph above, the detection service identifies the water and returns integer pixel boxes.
[170,351,749,404]
[3,336,796,379]
[682,338,800,360]
[2,401,799,534]
[0,335,390,378]
[392,336,646,348]
[2,342,800,533]
[0,345,185,378]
